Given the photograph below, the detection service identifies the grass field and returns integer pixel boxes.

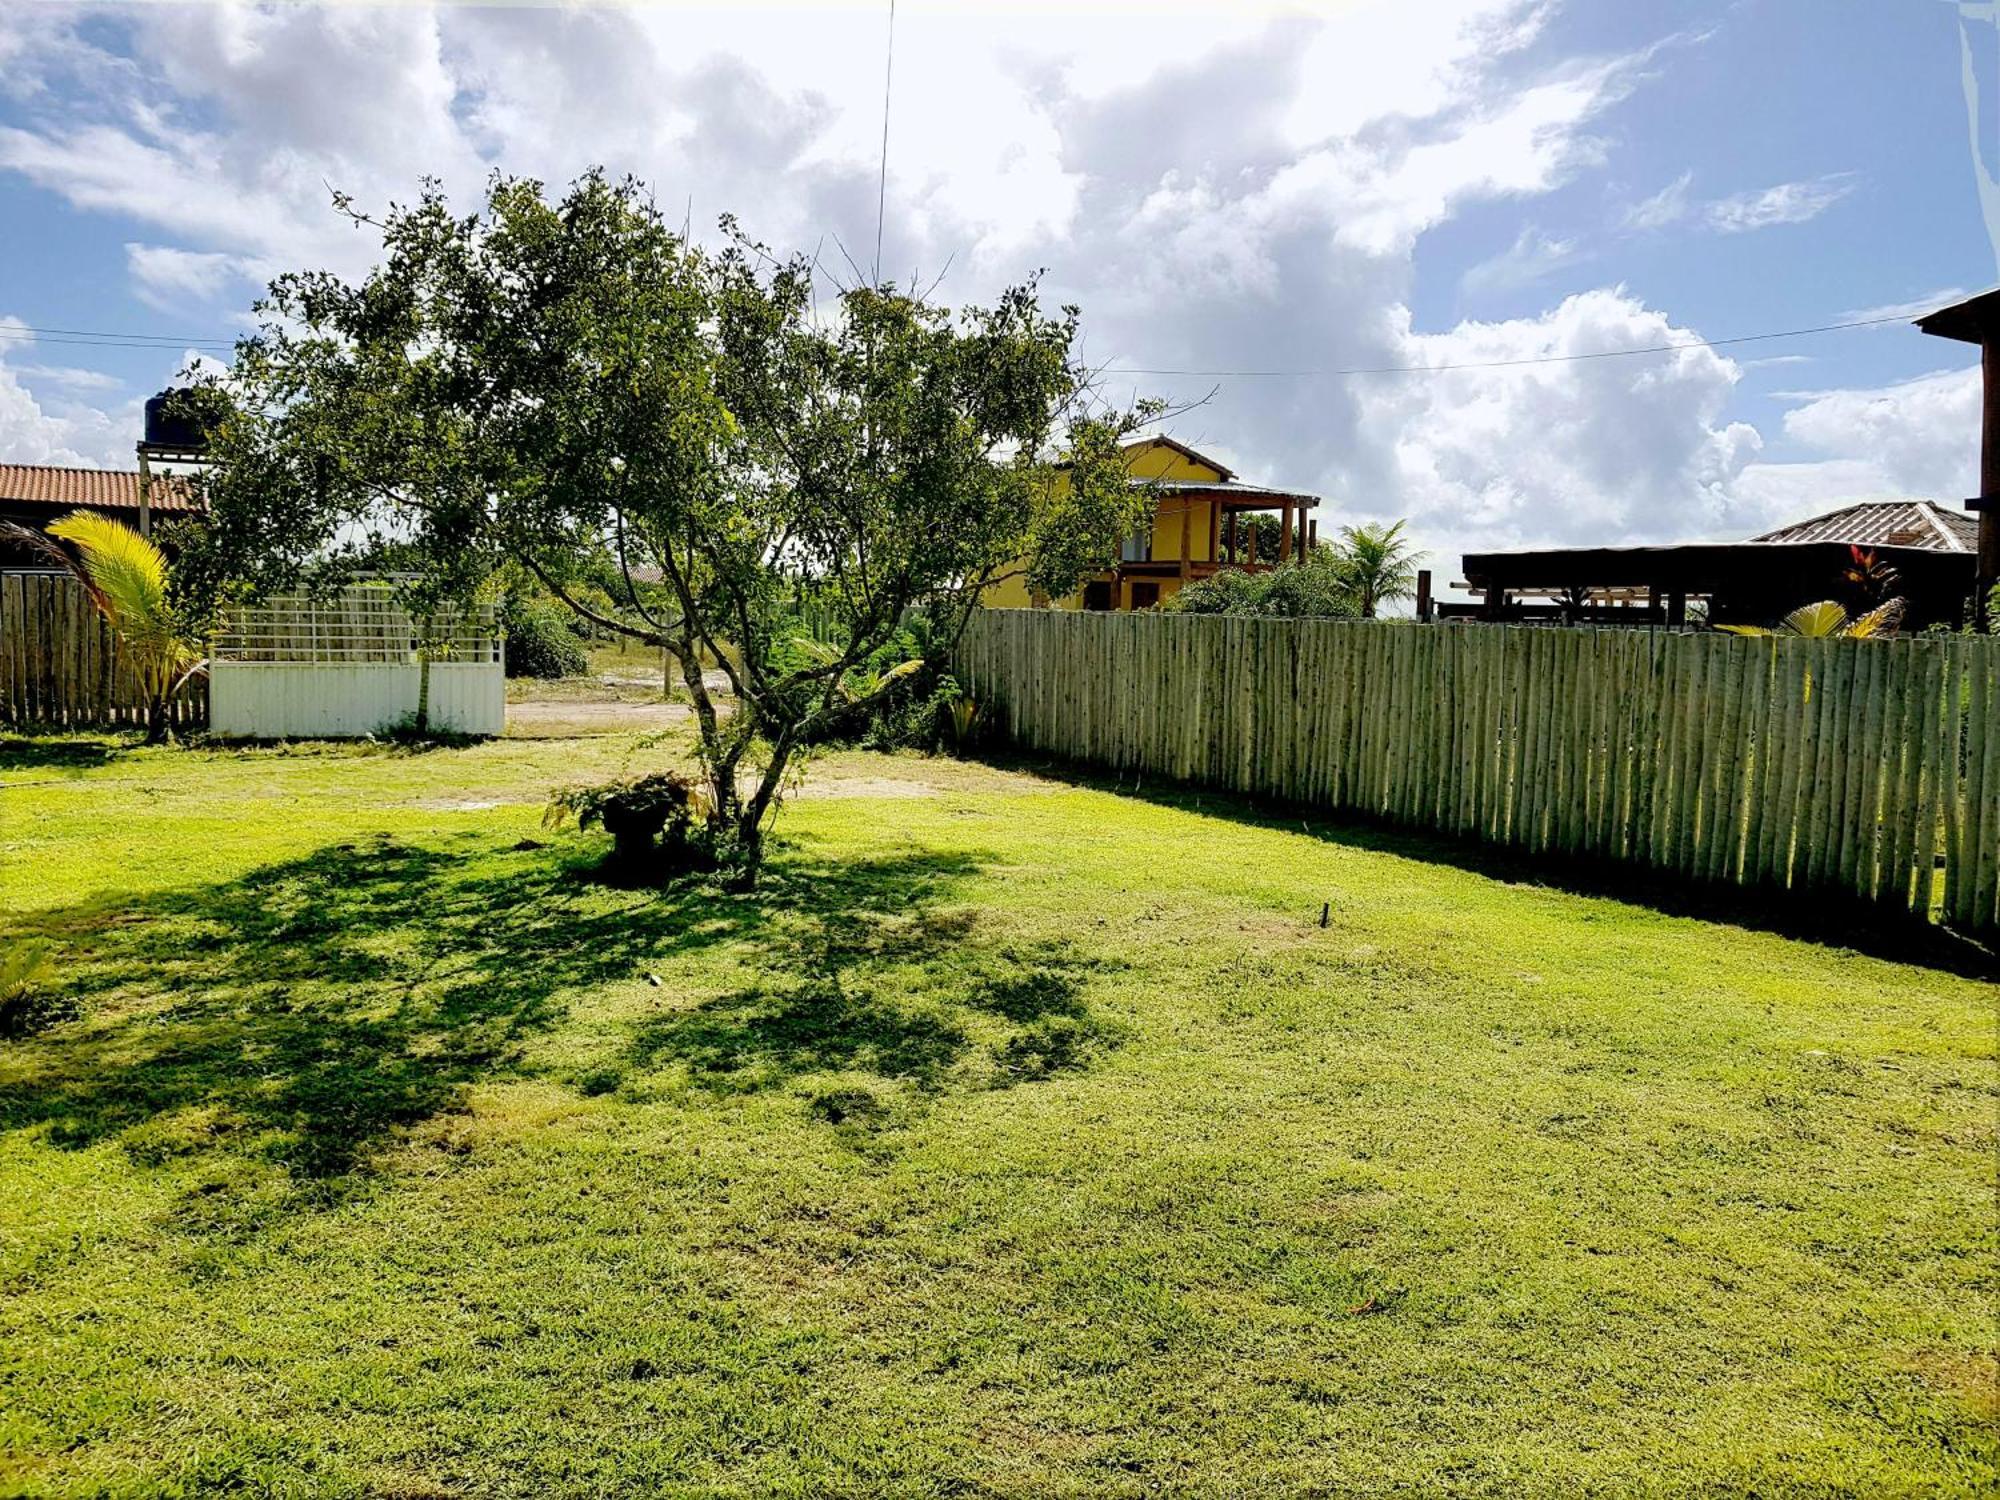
[1,728,1994,1497]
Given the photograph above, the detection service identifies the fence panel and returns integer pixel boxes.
[0,572,207,730]
[956,612,2000,935]
[210,587,503,738]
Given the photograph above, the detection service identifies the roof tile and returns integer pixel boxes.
[0,462,201,514]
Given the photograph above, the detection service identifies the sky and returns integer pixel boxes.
[0,0,1995,584]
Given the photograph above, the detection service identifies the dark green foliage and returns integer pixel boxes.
[502,600,589,679]
[190,172,1159,885]
[1165,561,1360,619]
[544,771,709,876]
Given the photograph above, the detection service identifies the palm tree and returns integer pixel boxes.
[1716,598,1906,639]
[4,511,205,743]
[1333,519,1420,618]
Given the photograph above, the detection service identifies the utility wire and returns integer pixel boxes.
[871,0,896,287]
[0,310,1921,369]
[1103,313,1913,378]
[0,325,236,350]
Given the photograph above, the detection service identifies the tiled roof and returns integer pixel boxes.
[1747,499,1975,553]
[0,462,201,514]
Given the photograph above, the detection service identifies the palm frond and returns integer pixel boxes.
[45,511,173,641]
[1777,600,1849,638]
[1844,597,1906,639]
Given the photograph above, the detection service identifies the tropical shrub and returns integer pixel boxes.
[545,771,712,876]
[2,512,206,744]
[503,601,589,679]
[1164,562,1359,619]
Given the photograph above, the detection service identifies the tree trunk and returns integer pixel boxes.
[415,649,433,735]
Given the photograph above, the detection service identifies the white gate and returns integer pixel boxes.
[209,585,504,738]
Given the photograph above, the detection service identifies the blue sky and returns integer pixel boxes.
[0,0,1993,570]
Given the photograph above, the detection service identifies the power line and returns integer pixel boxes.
[0,309,1921,369]
[0,325,236,351]
[1102,313,1913,379]
[872,0,896,286]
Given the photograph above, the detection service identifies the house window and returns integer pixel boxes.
[1119,528,1151,562]
[1082,581,1112,611]
[1129,582,1161,610]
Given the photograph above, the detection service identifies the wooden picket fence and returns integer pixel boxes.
[0,572,207,731]
[956,611,2000,935]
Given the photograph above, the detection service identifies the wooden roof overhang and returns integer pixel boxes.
[1914,288,2000,344]
[1146,480,1321,513]
[1461,539,1975,596]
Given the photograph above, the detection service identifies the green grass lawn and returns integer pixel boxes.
[1,730,1994,1498]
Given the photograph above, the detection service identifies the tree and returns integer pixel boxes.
[186,172,1155,885]
[3,512,205,744]
[1329,519,1420,618]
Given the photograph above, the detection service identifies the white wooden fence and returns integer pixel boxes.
[209,587,503,738]
[956,611,2000,936]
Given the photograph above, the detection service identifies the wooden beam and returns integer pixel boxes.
[1982,339,2000,627]
[134,448,152,539]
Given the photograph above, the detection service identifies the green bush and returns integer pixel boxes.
[1164,561,1359,619]
[504,607,589,679]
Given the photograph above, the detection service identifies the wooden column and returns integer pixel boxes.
[1416,569,1433,622]
[1178,499,1193,580]
[135,448,152,539]
[1226,508,1238,565]
[1278,504,1293,564]
[1982,339,2000,627]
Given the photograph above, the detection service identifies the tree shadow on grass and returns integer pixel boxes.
[0,736,123,774]
[4,832,1124,1217]
[625,863,1125,1096]
[982,751,2000,983]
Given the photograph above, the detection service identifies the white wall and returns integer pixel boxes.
[209,662,505,739]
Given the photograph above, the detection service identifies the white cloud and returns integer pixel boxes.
[9,0,1925,580]
[1620,169,1691,230]
[124,244,260,311]
[1733,365,1979,514]
[0,320,135,468]
[1838,287,1974,323]
[1461,225,1586,296]
[1356,290,1764,563]
[1618,170,1856,237]
[1704,173,1854,233]
[11,363,125,393]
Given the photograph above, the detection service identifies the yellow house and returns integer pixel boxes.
[984,436,1324,610]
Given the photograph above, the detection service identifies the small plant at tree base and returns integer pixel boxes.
[0,940,66,1037]
[544,771,714,876]
[1,513,206,745]
[373,714,480,750]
